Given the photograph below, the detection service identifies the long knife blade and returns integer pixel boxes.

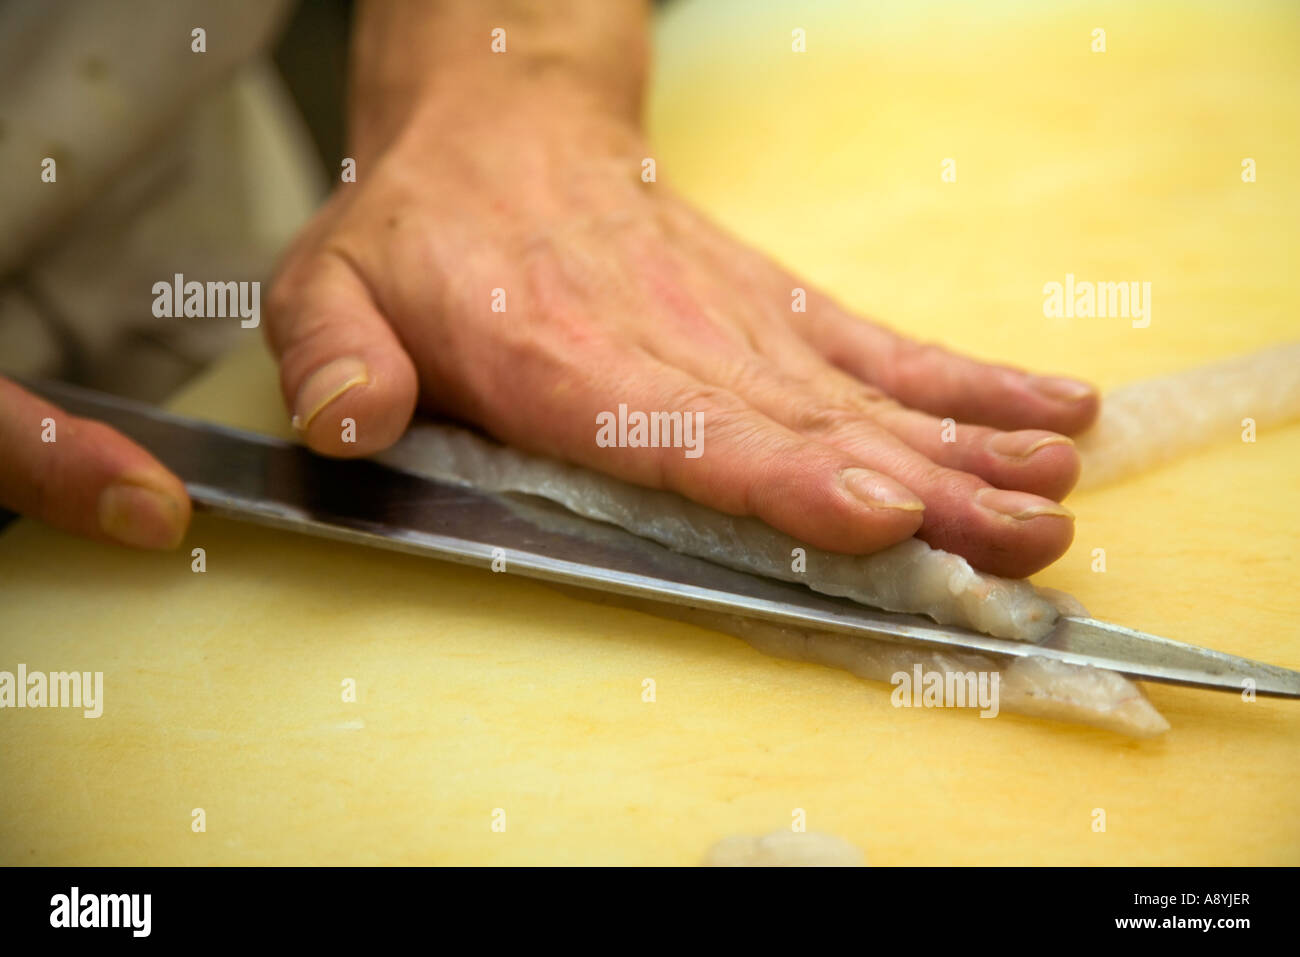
[19,377,1300,698]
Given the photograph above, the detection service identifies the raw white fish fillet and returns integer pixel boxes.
[375,346,1298,737]
[377,421,1170,735]
[695,611,1169,738]
[704,831,866,867]
[571,591,1168,738]
[1076,343,1300,490]
[376,425,1060,641]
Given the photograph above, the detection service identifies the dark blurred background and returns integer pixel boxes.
[272,0,353,183]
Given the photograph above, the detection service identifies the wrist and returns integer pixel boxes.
[354,71,640,162]
[346,1,648,164]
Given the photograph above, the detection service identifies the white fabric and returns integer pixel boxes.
[0,0,325,396]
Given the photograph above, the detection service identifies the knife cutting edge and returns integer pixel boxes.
[18,376,1300,699]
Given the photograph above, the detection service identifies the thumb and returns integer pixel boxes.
[0,377,191,548]
[266,252,419,456]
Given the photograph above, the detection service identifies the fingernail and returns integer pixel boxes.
[976,487,1074,521]
[98,479,186,549]
[840,468,925,512]
[987,431,1075,460]
[291,357,369,431]
[1028,376,1095,403]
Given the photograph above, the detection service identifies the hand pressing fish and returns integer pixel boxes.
[376,344,1300,738]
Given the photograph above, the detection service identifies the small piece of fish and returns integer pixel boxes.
[704,831,866,867]
[1076,343,1300,490]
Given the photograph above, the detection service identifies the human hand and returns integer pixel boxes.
[267,78,1096,579]
[0,377,190,549]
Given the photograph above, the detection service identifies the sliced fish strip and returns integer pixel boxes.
[377,423,1170,734]
[1076,343,1300,490]
[377,424,1061,641]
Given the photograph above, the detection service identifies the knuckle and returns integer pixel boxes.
[662,382,739,419]
[709,355,774,397]
[29,416,102,522]
[265,277,298,326]
[929,465,984,503]
[789,402,860,436]
[897,339,950,375]
[788,388,898,436]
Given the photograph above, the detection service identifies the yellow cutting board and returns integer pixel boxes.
[2,0,1298,865]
